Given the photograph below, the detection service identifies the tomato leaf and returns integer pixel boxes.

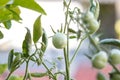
[22,28,32,58]
[0,31,4,39]
[41,29,48,52]
[13,0,46,15]
[0,7,13,22]
[69,35,77,39]
[97,72,107,80]
[38,29,48,62]
[68,28,76,34]
[90,0,100,19]
[3,20,11,29]
[36,58,42,65]
[100,38,120,47]
[8,49,14,71]
[11,53,21,71]
[31,72,48,77]
[6,5,22,21]
[33,15,43,43]
[9,75,23,80]
[0,0,9,6]
[0,5,21,25]
[94,0,100,19]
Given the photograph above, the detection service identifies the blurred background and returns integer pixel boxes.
[0,0,120,80]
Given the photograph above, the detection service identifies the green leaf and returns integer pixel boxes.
[77,30,81,40]
[41,29,48,52]
[0,0,9,6]
[69,35,77,39]
[8,49,14,71]
[22,28,32,58]
[6,5,22,21]
[0,5,21,24]
[0,64,7,75]
[37,30,48,62]
[0,31,4,39]
[36,58,42,65]
[89,0,100,19]
[97,72,107,80]
[13,53,21,63]
[31,72,48,77]
[0,7,13,22]
[13,0,46,15]
[109,71,120,80]
[94,0,100,19]
[100,39,120,48]
[68,28,76,34]
[3,20,11,29]
[11,53,21,70]
[9,75,23,80]
[90,0,96,13]
[33,15,43,43]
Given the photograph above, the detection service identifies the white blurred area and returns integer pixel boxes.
[0,1,83,52]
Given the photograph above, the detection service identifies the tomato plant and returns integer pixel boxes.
[0,0,120,80]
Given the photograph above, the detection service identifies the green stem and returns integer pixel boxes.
[6,71,13,80]
[88,34,101,52]
[23,61,29,80]
[70,36,87,64]
[78,22,100,52]
[63,0,71,33]
[42,62,56,80]
[6,59,25,80]
[63,0,71,80]
[28,72,32,80]
[109,60,120,74]
[63,48,70,80]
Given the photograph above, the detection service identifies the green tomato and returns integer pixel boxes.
[52,32,67,49]
[92,51,108,69]
[110,49,120,65]
[84,11,94,20]
[88,19,99,34]
[83,11,99,34]
[111,73,120,80]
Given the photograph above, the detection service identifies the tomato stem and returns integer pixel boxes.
[6,71,13,80]
[63,48,70,80]
[70,35,87,64]
[63,0,71,80]
[23,60,29,80]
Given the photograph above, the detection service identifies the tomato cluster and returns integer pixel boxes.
[92,49,120,69]
[83,11,99,34]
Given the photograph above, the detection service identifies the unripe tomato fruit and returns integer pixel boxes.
[88,19,99,34]
[52,32,67,49]
[84,11,94,20]
[111,73,120,80]
[83,11,99,34]
[110,49,120,65]
[92,51,108,69]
